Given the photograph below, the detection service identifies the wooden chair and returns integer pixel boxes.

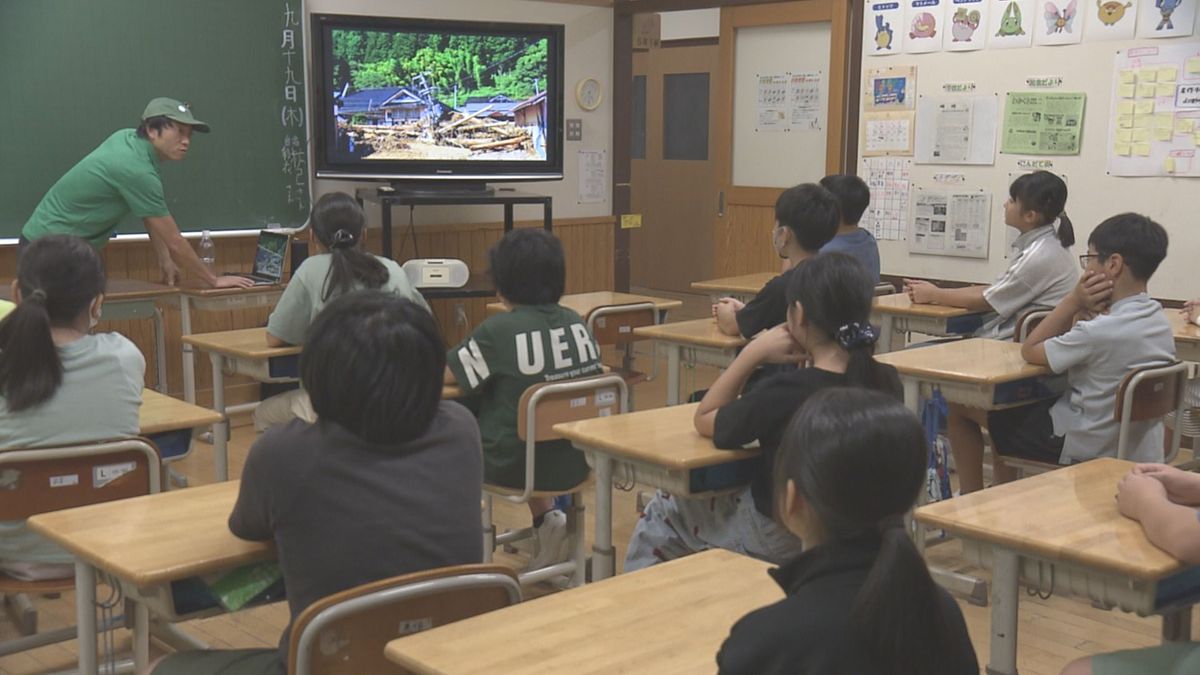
[1013,309,1051,343]
[999,362,1188,477]
[0,437,161,656]
[586,302,657,410]
[288,564,520,675]
[482,373,629,587]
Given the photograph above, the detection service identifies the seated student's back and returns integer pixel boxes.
[818,174,880,284]
[0,236,144,579]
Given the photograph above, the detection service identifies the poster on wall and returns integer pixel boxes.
[867,65,918,110]
[989,0,1036,47]
[789,72,823,131]
[1136,0,1196,39]
[862,157,912,241]
[909,189,992,258]
[945,0,990,49]
[905,0,947,53]
[1087,0,1140,40]
[863,111,918,155]
[915,95,1000,164]
[1108,43,1200,176]
[1035,0,1085,44]
[756,74,789,131]
[1001,91,1087,154]
[867,0,907,55]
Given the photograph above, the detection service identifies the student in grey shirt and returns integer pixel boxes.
[990,213,1175,475]
[152,292,483,675]
[0,236,144,580]
[254,191,429,431]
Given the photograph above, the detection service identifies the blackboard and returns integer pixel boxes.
[0,0,311,240]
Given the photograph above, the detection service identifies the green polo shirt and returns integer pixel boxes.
[447,304,604,491]
[22,129,170,248]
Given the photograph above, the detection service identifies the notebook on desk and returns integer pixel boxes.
[227,230,290,285]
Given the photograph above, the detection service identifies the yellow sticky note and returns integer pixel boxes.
[620,214,642,229]
[1194,131,1200,146]
[1187,57,1200,75]
[1140,69,1158,83]
[1117,101,1136,115]
[1156,112,1176,128]
[1117,129,1134,142]
[1120,69,1137,84]
[1134,143,1152,156]
[1135,100,1156,115]
[1164,157,1176,173]
[1155,127,1175,141]
[1138,82,1157,98]
[1159,67,1179,83]
[1118,83,1137,98]
[1157,82,1177,98]
[1133,128,1152,142]
[1132,115,1151,129]
[1177,118,1195,134]
[1115,142,1133,156]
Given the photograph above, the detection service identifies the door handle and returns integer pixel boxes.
[717,190,725,217]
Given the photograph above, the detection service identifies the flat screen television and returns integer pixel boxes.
[310,14,565,188]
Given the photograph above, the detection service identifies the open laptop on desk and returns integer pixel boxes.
[227,230,290,285]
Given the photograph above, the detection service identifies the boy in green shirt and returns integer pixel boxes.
[445,229,603,569]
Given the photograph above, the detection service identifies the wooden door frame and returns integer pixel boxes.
[612,0,860,290]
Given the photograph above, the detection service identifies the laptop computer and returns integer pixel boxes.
[228,230,290,285]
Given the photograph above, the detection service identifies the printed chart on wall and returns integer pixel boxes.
[1107,42,1200,176]
[756,72,824,132]
[1001,91,1086,154]
[910,188,992,257]
[914,94,1000,164]
[862,157,912,240]
[863,66,917,156]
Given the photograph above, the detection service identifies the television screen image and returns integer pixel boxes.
[311,15,564,183]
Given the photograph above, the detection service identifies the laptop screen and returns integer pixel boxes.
[252,231,289,280]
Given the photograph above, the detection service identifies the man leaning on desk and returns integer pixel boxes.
[19,97,253,289]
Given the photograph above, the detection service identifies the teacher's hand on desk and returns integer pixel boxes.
[214,275,256,289]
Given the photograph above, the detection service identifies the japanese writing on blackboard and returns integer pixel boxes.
[280,2,307,212]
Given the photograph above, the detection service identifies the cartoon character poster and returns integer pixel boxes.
[1136,0,1196,38]
[1036,0,1085,42]
[1087,0,1139,40]
[867,1,906,55]
[905,0,947,53]
[945,0,990,49]
[989,0,1036,47]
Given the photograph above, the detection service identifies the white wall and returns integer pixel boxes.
[307,0,613,224]
[859,15,1200,300]
[660,8,720,41]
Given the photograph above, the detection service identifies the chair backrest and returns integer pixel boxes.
[1114,361,1188,461]
[400,258,469,289]
[586,302,657,346]
[874,282,895,297]
[0,438,161,520]
[289,564,521,675]
[1013,309,1051,343]
[517,373,630,443]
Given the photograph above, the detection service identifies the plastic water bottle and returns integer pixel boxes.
[199,230,216,274]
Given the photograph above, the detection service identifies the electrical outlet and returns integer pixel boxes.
[565,118,583,141]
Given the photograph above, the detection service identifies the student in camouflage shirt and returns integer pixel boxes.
[445,229,602,569]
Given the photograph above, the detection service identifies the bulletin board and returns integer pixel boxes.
[856,2,1200,300]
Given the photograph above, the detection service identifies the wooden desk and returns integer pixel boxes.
[554,403,758,580]
[28,481,272,675]
[140,389,224,462]
[690,272,776,302]
[633,318,746,405]
[1167,309,1200,363]
[485,291,684,318]
[871,293,986,352]
[170,284,285,408]
[2,278,178,392]
[916,458,1200,675]
[384,548,781,674]
[181,327,299,481]
[875,338,1064,414]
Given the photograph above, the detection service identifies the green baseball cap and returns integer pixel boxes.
[142,97,210,133]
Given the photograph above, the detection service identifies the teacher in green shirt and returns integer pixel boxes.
[21,97,253,289]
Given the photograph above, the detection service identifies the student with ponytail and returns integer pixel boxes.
[255,191,429,430]
[0,235,144,580]
[717,388,978,675]
[904,170,1077,340]
[624,253,902,570]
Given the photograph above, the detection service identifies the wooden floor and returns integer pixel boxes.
[1,288,1193,675]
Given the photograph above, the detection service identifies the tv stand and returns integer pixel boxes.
[355,188,553,299]
[381,181,494,197]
